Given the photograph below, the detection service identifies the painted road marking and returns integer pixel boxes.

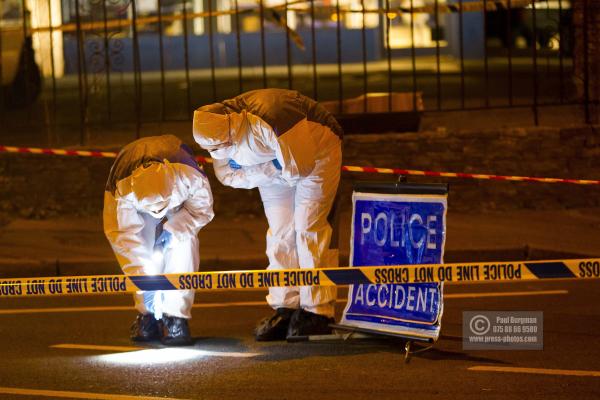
[469,366,600,378]
[0,290,569,315]
[52,344,261,358]
[51,344,141,352]
[0,386,188,399]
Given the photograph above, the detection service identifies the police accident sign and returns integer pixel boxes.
[340,191,447,341]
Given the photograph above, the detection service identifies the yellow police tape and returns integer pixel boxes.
[0,258,598,298]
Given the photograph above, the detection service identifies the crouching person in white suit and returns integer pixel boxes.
[103,135,214,345]
[193,89,343,341]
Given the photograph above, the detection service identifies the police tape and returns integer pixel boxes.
[0,145,212,164]
[1,144,599,185]
[0,258,598,298]
[341,165,600,185]
[0,145,118,159]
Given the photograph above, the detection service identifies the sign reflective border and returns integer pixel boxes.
[341,191,447,341]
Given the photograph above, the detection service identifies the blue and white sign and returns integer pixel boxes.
[341,191,447,341]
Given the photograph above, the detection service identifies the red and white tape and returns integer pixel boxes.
[0,145,213,164]
[0,145,117,158]
[342,166,600,186]
[1,144,598,186]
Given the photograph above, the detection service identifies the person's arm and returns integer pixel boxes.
[272,118,317,186]
[240,112,316,187]
[103,191,150,275]
[212,158,282,189]
[164,166,215,240]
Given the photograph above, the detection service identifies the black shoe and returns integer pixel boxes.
[254,308,296,341]
[287,309,334,338]
[160,315,193,346]
[130,313,160,342]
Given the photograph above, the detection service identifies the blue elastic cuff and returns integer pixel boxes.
[229,159,242,170]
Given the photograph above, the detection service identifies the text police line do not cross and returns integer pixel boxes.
[0,260,599,298]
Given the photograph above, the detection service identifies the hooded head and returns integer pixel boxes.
[193,104,251,160]
[193,103,231,149]
[130,161,175,218]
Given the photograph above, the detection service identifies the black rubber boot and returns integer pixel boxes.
[287,309,334,338]
[130,313,160,342]
[160,315,193,346]
[254,308,296,341]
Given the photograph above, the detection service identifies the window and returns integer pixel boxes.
[385,0,448,49]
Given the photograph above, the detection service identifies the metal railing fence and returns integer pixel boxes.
[0,0,595,145]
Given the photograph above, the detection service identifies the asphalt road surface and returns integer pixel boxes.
[0,279,598,400]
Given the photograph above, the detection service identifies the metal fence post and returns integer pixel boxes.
[336,0,343,111]
[131,0,142,137]
[74,0,87,145]
[182,0,192,118]
[310,0,317,99]
[582,0,591,124]
[531,0,539,125]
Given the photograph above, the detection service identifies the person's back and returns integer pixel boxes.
[220,89,343,140]
[106,135,201,196]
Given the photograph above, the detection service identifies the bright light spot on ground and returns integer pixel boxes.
[98,348,201,364]
[96,348,261,365]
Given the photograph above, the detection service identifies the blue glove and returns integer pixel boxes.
[272,159,282,170]
[154,229,172,250]
[229,159,242,170]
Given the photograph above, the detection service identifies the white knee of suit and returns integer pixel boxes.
[260,184,301,310]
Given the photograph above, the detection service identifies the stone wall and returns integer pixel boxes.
[342,125,600,212]
[573,0,600,123]
[1,125,599,222]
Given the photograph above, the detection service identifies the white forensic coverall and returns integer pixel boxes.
[193,89,343,317]
[103,135,214,319]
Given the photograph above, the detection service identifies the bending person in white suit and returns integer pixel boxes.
[193,89,343,340]
[104,135,214,345]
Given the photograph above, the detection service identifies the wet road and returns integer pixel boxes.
[0,279,598,399]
